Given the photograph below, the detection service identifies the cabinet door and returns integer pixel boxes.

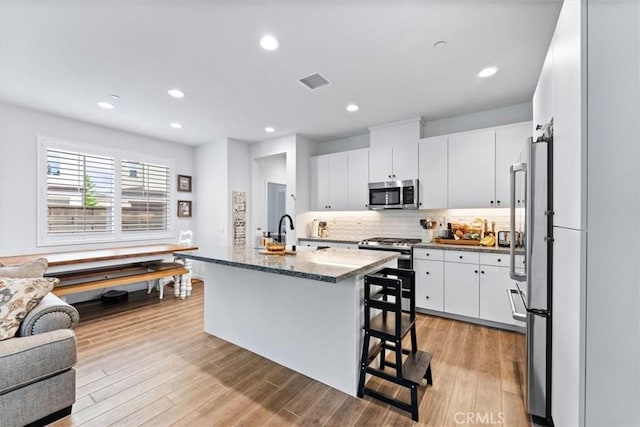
[347,149,370,210]
[327,153,348,210]
[479,265,522,326]
[309,156,328,211]
[495,123,530,208]
[414,259,444,311]
[418,136,448,209]
[444,262,479,317]
[448,130,495,208]
[369,146,393,182]
[392,144,419,181]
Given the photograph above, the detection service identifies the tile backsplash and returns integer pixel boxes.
[298,208,518,241]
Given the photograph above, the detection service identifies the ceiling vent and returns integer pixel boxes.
[299,73,331,90]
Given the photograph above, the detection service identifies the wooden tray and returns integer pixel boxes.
[259,250,297,256]
[434,238,480,246]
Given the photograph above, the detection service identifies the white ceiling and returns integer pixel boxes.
[0,0,562,145]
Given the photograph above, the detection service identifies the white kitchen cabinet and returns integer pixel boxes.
[418,136,448,209]
[447,130,495,208]
[479,264,521,326]
[414,258,444,311]
[444,261,480,318]
[495,123,530,208]
[347,149,369,210]
[369,145,418,182]
[310,156,327,211]
[309,152,348,211]
[337,243,359,249]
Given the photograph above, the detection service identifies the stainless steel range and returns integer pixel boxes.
[358,237,421,269]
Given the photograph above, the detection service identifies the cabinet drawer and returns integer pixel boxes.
[413,248,444,261]
[479,253,510,267]
[444,250,480,264]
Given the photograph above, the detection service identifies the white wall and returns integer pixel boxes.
[317,133,369,155]
[0,102,194,256]
[423,102,532,137]
[227,138,251,247]
[585,0,640,425]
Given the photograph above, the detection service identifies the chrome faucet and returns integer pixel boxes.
[278,214,295,243]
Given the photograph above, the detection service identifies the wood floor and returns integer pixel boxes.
[51,282,529,427]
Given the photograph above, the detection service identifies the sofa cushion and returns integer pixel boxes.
[0,329,76,395]
[0,258,48,278]
[0,277,58,340]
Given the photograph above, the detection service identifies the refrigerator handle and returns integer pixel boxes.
[507,288,527,322]
[509,162,527,281]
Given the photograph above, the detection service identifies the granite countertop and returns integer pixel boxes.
[414,242,524,255]
[175,247,398,283]
[297,237,361,244]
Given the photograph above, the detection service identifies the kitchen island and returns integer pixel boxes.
[175,247,398,396]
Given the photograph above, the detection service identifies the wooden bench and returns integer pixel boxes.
[50,261,189,297]
[0,244,198,299]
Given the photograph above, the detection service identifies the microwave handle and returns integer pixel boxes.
[510,162,527,281]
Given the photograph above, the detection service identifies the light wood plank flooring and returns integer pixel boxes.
[51,282,529,426]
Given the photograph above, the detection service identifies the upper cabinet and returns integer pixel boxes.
[448,130,496,208]
[369,145,418,182]
[418,136,447,209]
[495,123,530,207]
[310,152,348,211]
[369,118,421,182]
[347,149,369,210]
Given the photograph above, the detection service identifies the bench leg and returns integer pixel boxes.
[174,276,181,298]
[158,279,164,299]
[184,258,194,296]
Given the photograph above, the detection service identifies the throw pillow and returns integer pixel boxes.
[0,277,58,340]
[0,258,48,278]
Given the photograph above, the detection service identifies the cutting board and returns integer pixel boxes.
[434,238,480,246]
[259,250,297,256]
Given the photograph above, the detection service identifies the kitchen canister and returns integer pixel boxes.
[422,229,433,243]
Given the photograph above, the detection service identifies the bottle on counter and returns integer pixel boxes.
[255,227,263,248]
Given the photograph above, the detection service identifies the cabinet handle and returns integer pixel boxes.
[459,255,463,259]
[517,199,521,204]
[388,175,391,179]
[496,200,501,204]
[497,258,502,262]
[365,204,368,207]
[426,253,430,256]
[481,270,485,274]
[425,296,430,299]
[425,271,430,275]
[490,201,494,205]
[474,270,478,274]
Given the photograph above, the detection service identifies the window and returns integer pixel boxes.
[45,148,115,235]
[38,136,174,245]
[121,160,170,232]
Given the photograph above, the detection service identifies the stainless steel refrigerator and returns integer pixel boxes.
[508,120,554,426]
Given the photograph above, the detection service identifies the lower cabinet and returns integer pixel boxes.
[479,265,519,326]
[414,248,523,329]
[414,258,444,311]
[444,261,480,317]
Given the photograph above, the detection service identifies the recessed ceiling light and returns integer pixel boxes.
[478,66,498,78]
[97,101,114,110]
[265,126,275,133]
[170,122,182,129]
[433,40,447,49]
[346,104,359,112]
[260,35,279,51]
[168,88,185,98]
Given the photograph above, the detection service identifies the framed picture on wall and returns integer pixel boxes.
[177,200,192,217]
[177,175,192,192]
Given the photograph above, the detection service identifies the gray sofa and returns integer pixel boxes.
[0,292,79,427]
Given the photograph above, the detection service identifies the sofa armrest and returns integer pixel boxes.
[17,293,80,337]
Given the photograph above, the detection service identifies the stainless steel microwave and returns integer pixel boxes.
[368,179,419,210]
